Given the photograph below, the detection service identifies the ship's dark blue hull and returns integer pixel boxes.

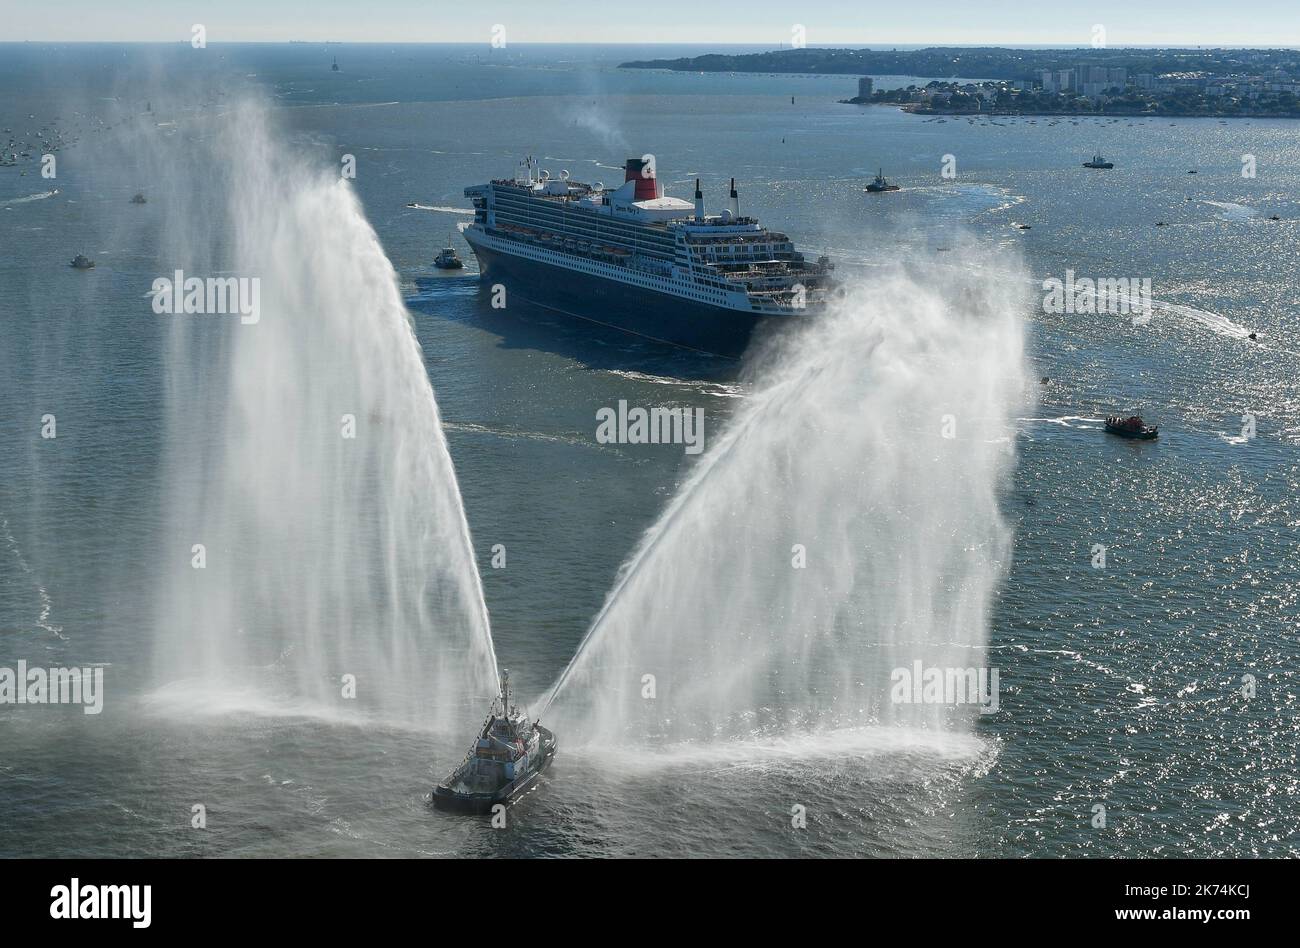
[465,237,789,358]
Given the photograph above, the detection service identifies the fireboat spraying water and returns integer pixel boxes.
[432,669,557,814]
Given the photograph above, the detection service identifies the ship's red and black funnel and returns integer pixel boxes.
[624,157,658,200]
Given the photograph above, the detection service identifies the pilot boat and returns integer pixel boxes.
[431,669,556,814]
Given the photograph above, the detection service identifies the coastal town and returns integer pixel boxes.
[623,47,1300,117]
[847,70,1300,117]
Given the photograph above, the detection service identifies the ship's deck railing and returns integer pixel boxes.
[487,179,596,199]
[486,225,834,287]
[491,227,684,268]
[686,233,785,246]
[718,265,833,281]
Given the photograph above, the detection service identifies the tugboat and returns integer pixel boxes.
[433,236,465,269]
[1104,414,1158,440]
[865,169,900,193]
[431,669,556,814]
[1083,154,1114,169]
[69,254,95,269]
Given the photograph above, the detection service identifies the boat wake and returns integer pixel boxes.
[405,204,474,214]
[0,513,65,640]
[1201,199,1258,221]
[1018,415,1104,429]
[1147,298,1253,339]
[3,189,59,207]
[600,369,746,399]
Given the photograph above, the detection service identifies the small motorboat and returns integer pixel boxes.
[1105,415,1158,440]
[130,192,147,204]
[864,169,899,193]
[431,669,556,814]
[434,235,464,269]
[1082,154,1114,169]
[69,254,95,269]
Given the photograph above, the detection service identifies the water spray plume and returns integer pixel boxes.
[542,259,1031,749]
[147,97,498,731]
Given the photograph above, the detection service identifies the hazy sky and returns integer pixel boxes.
[3,0,1298,46]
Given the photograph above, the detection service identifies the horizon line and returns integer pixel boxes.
[3,40,1300,50]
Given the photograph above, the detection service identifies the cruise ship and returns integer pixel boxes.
[462,156,833,357]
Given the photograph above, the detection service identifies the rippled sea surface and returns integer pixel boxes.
[2,44,1297,857]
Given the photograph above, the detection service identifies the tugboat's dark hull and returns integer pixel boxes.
[431,727,557,815]
[1105,423,1158,440]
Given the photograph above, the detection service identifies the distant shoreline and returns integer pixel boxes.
[619,46,1300,79]
[624,46,1300,119]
